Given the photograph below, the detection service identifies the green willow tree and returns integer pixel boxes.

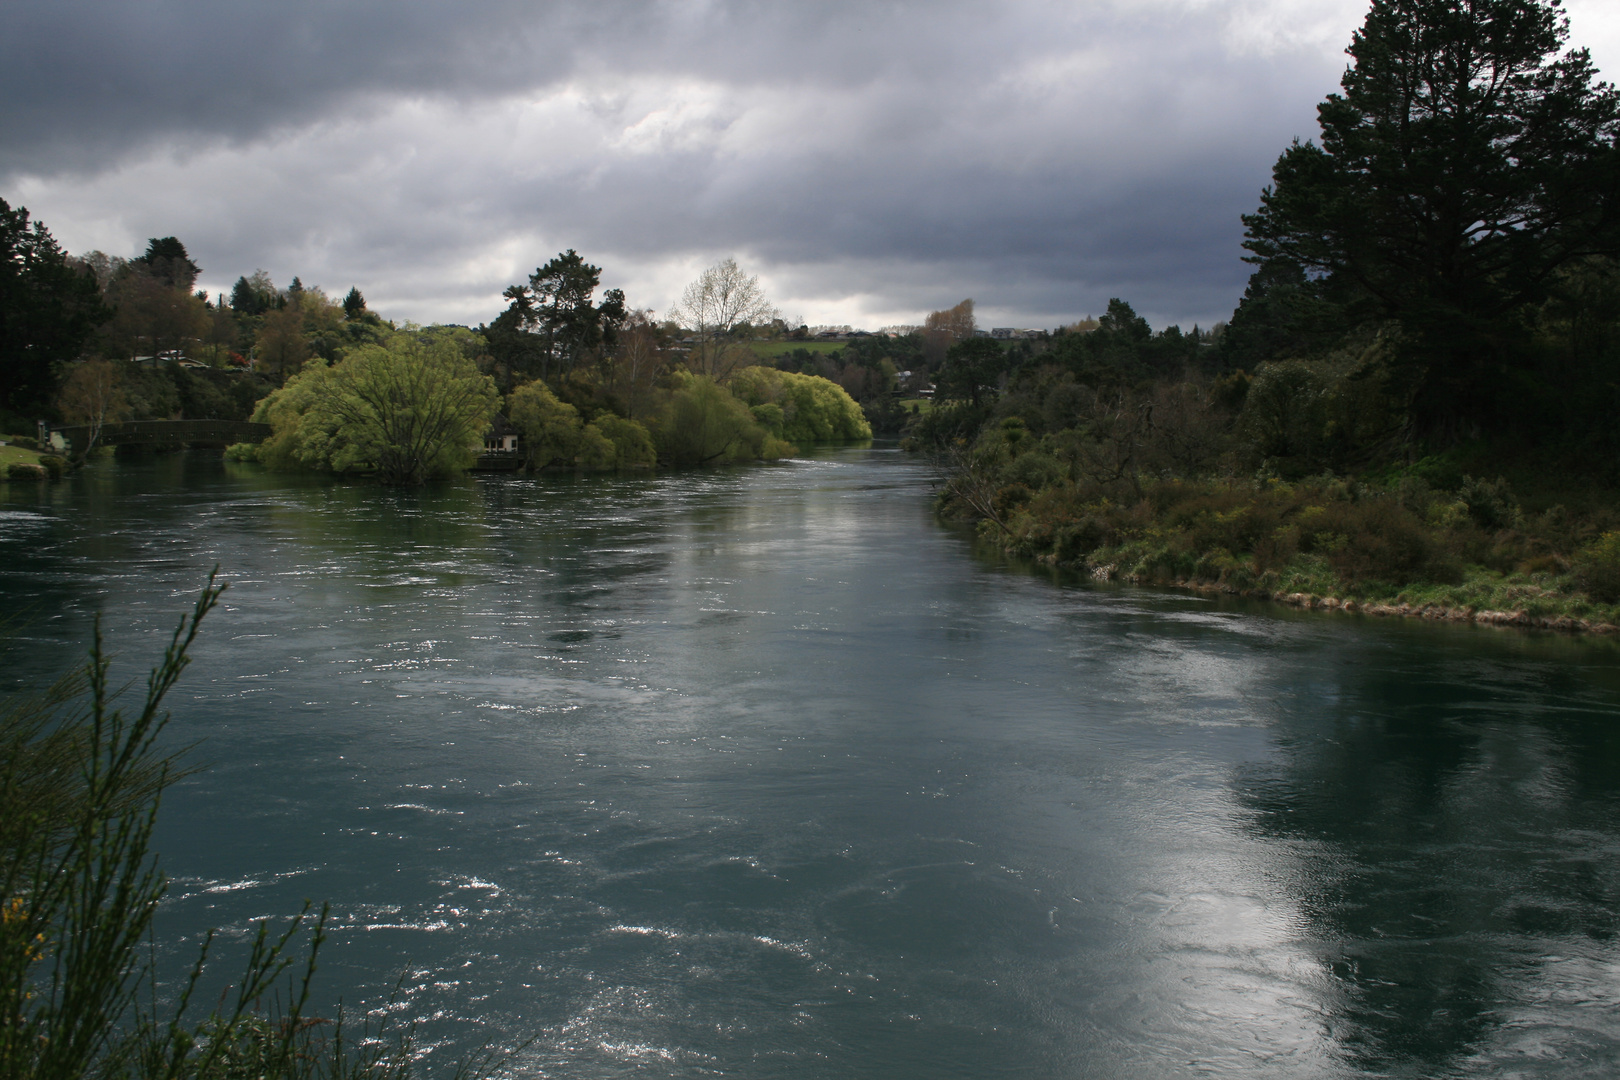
[727,366,872,443]
[506,379,657,470]
[253,332,499,484]
[1241,0,1620,435]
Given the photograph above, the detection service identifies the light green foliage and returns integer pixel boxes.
[575,424,617,469]
[507,381,656,470]
[251,330,500,484]
[727,366,871,443]
[649,372,792,466]
[249,361,337,470]
[749,403,785,431]
[593,414,657,469]
[508,380,586,468]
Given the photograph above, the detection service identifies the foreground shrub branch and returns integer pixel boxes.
[0,575,491,1079]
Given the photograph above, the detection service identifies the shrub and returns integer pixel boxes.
[1240,359,1332,471]
[37,454,67,479]
[254,332,499,484]
[1573,532,1620,602]
[573,422,618,469]
[509,379,587,468]
[993,482,1033,517]
[1006,450,1065,490]
[6,462,47,481]
[1457,474,1520,530]
[0,579,440,1079]
[651,372,788,465]
[592,414,657,469]
[1316,498,1438,586]
[900,400,992,450]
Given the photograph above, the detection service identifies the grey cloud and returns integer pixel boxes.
[4,0,1110,176]
[6,1,589,174]
[8,0,1366,330]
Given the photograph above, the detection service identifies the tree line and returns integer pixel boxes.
[0,220,870,480]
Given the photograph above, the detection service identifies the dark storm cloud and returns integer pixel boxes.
[5,0,1097,175]
[5,0,1386,328]
[6,0,591,173]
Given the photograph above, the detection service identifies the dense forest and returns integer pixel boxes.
[908,0,1620,628]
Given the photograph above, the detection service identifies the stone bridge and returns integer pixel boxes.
[52,419,272,450]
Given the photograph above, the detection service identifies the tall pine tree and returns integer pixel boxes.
[1240,0,1620,436]
[0,199,109,415]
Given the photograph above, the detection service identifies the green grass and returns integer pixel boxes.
[747,340,848,359]
[0,443,43,469]
[897,397,936,417]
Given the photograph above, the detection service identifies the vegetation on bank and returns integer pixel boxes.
[246,330,500,485]
[2,219,871,480]
[958,455,1620,628]
[1,578,492,1078]
[912,0,1620,631]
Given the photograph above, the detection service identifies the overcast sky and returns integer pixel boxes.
[6,1,1618,333]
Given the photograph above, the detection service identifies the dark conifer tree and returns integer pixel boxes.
[131,236,200,291]
[0,199,110,414]
[1241,0,1620,434]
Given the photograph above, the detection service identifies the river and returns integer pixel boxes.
[2,448,1618,1078]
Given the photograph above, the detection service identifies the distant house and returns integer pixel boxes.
[130,350,204,368]
[483,413,520,454]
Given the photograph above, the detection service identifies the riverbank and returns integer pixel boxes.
[958,472,1620,636]
[1093,567,1620,634]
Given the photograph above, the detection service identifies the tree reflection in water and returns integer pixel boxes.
[1233,633,1620,1073]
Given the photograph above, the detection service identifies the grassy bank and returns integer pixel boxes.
[747,340,848,359]
[0,443,42,470]
[955,470,1620,633]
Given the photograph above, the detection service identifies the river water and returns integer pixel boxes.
[2,449,1618,1078]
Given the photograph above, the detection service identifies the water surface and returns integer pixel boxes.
[2,449,1617,1078]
